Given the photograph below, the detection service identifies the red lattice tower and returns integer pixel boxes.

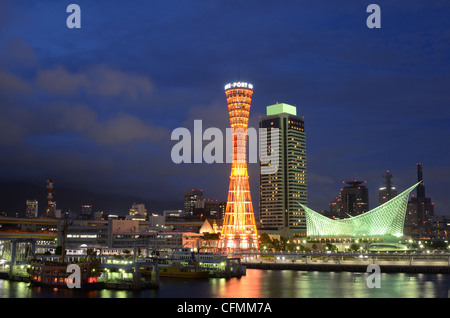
[220,82,259,251]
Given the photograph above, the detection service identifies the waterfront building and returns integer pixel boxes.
[219,81,259,251]
[300,182,419,239]
[379,170,398,205]
[26,200,38,218]
[0,216,187,256]
[259,103,307,237]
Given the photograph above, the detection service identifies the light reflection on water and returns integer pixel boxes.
[1,269,450,298]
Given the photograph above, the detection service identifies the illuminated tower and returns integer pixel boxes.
[220,82,259,251]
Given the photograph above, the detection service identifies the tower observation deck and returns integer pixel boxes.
[219,82,259,251]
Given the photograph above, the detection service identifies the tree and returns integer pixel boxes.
[55,246,62,255]
[324,243,337,252]
[431,241,448,250]
[259,233,275,251]
[259,233,272,244]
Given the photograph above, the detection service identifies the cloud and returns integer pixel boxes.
[35,64,153,99]
[0,68,30,95]
[0,117,27,145]
[37,103,169,147]
[87,112,169,146]
[0,75,166,149]
[53,103,98,133]
[36,66,88,95]
[86,65,153,100]
[2,37,38,69]
[308,172,335,186]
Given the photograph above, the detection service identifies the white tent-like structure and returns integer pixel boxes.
[299,182,419,238]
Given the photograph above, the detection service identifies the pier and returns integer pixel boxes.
[244,262,450,274]
[241,252,450,274]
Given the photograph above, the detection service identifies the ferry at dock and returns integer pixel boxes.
[144,248,246,278]
[28,249,102,289]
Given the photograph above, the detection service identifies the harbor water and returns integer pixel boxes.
[1,268,450,298]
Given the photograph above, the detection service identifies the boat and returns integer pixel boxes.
[158,265,209,278]
[142,248,246,278]
[27,221,102,289]
[28,248,102,289]
[141,262,210,279]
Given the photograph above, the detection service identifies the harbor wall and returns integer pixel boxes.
[243,262,450,274]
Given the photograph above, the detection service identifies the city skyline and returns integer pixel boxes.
[0,1,449,217]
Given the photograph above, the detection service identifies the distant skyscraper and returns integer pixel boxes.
[128,203,147,220]
[93,211,103,220]
[338,181,369,218]
[26,200,38,218]
[259,103,307,237]
[80,204,93,220]
[405,163,434,238]
[378,170,398,205]
[328,197,341,218]
[184,189,203,216]
[202,200,222,219]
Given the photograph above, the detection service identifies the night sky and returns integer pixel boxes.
[0,0,449,216]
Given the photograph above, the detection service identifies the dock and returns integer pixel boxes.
[244,262,450,273]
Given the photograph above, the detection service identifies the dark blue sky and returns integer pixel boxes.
[0,0,449,215]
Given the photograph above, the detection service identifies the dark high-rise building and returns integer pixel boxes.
[328,197,341,218]
[378,170,398,205]
[259,103,307,237]
[26,200,38,218]
[80,204,93,220]
[184,189,203,216]
[338,181,369,218]
[405,163,434,238]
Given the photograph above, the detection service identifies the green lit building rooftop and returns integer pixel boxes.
[299,182,419,239]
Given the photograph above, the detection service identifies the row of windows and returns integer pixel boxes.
[226,90,253,98]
